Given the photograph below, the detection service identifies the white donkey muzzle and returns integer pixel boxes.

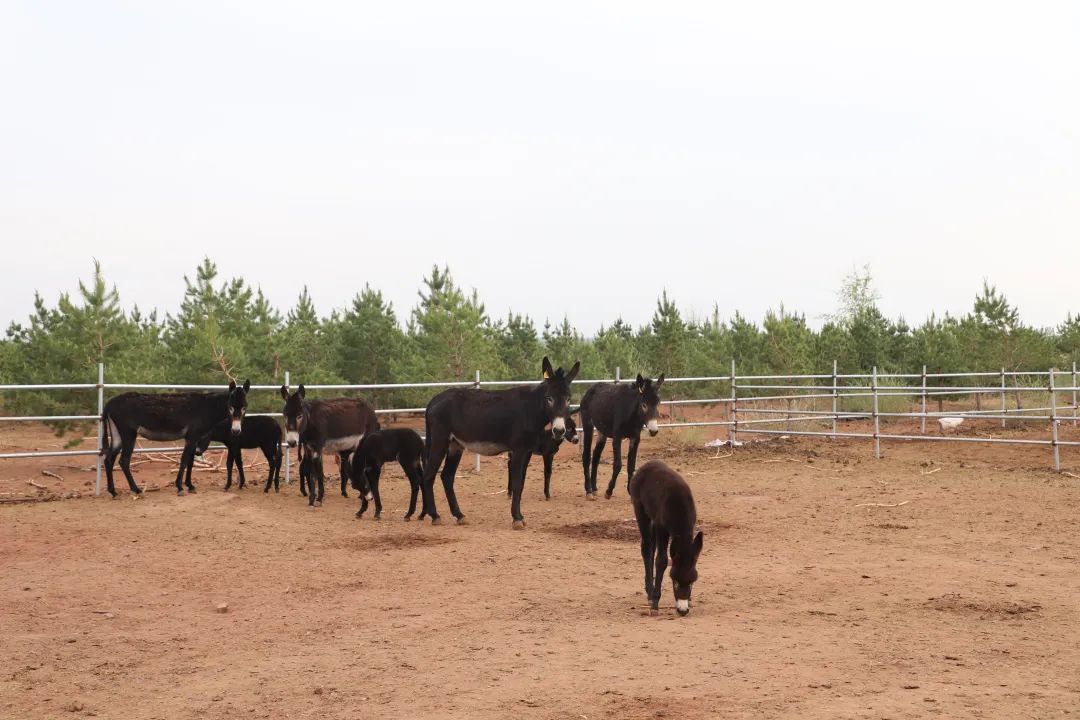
[231,419,243,435]
[646,419,659,436]
[286,430,299,447]
[552,416,566,437]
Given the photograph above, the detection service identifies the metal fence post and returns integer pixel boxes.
[1072,360,1077,427]
[283,370,291,484]
[831,359,838,439]
[729,359,737,446]
[94,362,104,497]
[474,369,481,472]
[872,366,881,459]
[1049,367,1060,472]
[920,365,927,434]
[1000,368,1007,429]
[615,366,620,383]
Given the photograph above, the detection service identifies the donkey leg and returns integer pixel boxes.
[625,435,641,496]
[509,451,529,528]
[224,447,235,491]
[404,460,422,521]
[604,436,623,499]
[104,446,120,497]
[371,471,383,520]
[419,437,448,525]
[580,424,594,496]
[235,447,247,490]
[506,452,514,496]
[339,451,351,498]
[635,505,655,600]
[542,453,553,500]
[589,435,607,497]
[314,454,326,506]
[651,527,670,613]
[183,442,198,493]
[440,449,466,523]
[117,433,142,495]
[173,443,189,495]
[263,446,276,493]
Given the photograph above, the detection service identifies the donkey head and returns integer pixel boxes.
[563,414,579,445]
[541,356,580,439]
[669,531,704,616]
[279,384,308,448]
[635,374,665,437]
[227,380,251,436]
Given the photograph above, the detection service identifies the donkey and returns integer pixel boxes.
[506,413,579,500]
[579,373,664,499]
[350,428,425,521]
[280,385,379,507]
[421,357,580,528]
[629,460,703,616]
[100,380,250,497]
[195,415,283,493]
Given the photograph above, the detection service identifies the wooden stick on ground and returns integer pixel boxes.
[854,500,911,508]
[26,479,49,490]
[42,470,64,481]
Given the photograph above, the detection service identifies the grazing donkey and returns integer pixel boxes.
[100,380,251,497]
[579,373,664,499]
[195,415,283,493]
[421,357,580,528]
[279,385,379,507]
[629,460,703,616]
[506,413,579,500]
[350,428,425,521]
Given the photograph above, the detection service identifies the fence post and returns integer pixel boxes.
[920,365,927,434]
[1049,367,1060,472]
[474,369,481,472]
[1000,368,1007,429]
[615,366,620,383]
[1072,360,1077,427]
[872,366,880,459]
[729,359,737,447]
[94,362,104,497]
[831,359,838,439]
[283,370,291,485]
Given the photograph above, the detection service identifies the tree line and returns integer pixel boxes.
[2,259,1078,421]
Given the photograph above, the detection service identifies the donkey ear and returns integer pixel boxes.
[566,361,580,383]
[229,380,237,392]
[242,379,251,393]
[655,374,665,389]
[693,531,704,555]
[636,373,645,391]
[280,385,289,400]
[542,356,554,379]
[298,384,306,399]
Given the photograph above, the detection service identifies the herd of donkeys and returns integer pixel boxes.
[99,357,703,615]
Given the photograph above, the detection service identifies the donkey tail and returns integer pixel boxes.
[99,411,110,456]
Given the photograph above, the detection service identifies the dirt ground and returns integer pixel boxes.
[2,423,1080,719]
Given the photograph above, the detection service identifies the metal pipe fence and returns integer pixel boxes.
[1,363,1077,497]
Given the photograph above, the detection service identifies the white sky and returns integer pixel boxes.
[2,1,1077,333]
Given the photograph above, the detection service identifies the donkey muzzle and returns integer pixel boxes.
[676,599,690,616]
[286,431,299,448]
[551,416,566,438]
[646,419,659,437]
[231,419,243,436]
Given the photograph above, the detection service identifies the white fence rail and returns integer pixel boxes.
[1,362,1077,497]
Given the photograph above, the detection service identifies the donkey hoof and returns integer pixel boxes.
[314,500,322,507]
[604,491,613,499]
[430,516,442,526]
[512,519,526,530]
[403,514,412,522]
[354,510,363,519]
[649,607,659,617]
[188,487,197,494]
[585,493,597,501]
[455,516,467,525]
[373,512,382,521]
[177,489,184,496]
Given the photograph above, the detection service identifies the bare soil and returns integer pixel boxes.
[2,423,1080,719]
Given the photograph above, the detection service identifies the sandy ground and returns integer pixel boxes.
[2,422,1080,719]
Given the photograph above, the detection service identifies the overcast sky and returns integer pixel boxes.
[2,1,1077,333]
